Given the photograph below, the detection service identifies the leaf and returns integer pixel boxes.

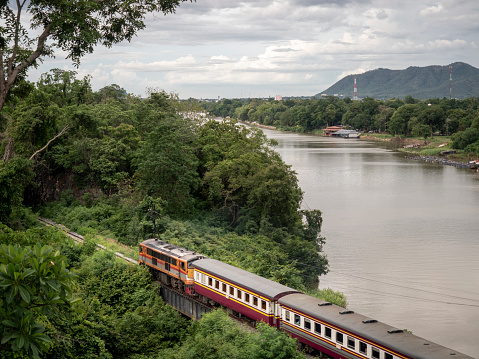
[18,285,31,303]
[17,334,25,349]
[1,319,17,328]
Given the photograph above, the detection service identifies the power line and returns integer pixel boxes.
[294,261,479,306]
[320,280,479,308]
[326,270,479,304]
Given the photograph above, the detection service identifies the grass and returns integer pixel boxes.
[83,232,139,261]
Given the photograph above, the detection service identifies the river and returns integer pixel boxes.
[260,128,479,358]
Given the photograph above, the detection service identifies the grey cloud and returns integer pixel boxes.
[376,10,388,20]
[272,48,298,52]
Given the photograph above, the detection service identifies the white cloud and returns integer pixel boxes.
[420,4,444,15]
[337,68,367,80]
[22,0,479,98]
[427,39,467,50]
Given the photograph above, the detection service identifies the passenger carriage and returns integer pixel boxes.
[138,239,473,359]
[192,258,299,326]
[278,293,471,359]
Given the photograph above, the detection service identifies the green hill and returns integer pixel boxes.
[317,62,479,100]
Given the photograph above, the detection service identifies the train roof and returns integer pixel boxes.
[279,293,472,359]
[140,238,205,262]
[192,258,300,300]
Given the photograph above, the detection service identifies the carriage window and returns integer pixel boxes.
[152,258,157,266]
[314,322,321,334]
[237,289,242,300]
[171,258,177,266]
[139,246,142,253]
[253,297,258,306]
[180,262,185,271]
[196,272,200,281]
[208,277,213,286]
[336,332,343,344]
[359,341,367,354]
[304,319,311,330]
[229,286,234,295]
[372,347,380,359]
[385,353,393,359]
[222,283,227,292]
[165,263,170,271]
[261,300,267,310]
[285,310,290,321]
[347,337,355,350]
[215,280,220,289]
[325,327,331,338]
[294,314,300,326]
[244,293,250,303]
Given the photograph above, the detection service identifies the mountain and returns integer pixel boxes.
[316,62,479,100]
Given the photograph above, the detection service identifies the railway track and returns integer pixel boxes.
[38,217,137,265]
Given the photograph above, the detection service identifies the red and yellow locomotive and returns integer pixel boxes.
[139,238,205,294]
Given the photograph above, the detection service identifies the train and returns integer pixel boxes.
[139,238,473,359]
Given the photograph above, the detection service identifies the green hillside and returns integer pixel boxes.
[317,62,479,100]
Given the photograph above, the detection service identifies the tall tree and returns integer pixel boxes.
[0,0,192,112]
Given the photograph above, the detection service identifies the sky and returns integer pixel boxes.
[29,0,479,99]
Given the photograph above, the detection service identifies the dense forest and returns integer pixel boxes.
[201,95,479,156]
[0,70,340,358]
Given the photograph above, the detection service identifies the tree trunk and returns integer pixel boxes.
[2,137,14,165]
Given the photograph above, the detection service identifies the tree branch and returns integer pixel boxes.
[29,124,71,161]
[8,0,24,72]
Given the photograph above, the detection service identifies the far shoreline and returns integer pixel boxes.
[240,120,478,166]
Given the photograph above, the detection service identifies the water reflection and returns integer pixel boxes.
[261,129,479,358]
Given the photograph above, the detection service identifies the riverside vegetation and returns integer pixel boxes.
[201,95,479,159]
[0,71,343,358]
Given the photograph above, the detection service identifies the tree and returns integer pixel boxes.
[0,157,34,224]
[197,119,303,231]
[0,0,193,112]
[136,120,200,215]
[411,123,431,142]
[0,243,76,358]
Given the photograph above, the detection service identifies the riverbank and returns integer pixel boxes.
[359,133,479,163]
[241,121,478,166]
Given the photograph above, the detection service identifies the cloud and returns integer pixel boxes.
[427,39,467,50]
[22,0,479,99]
[420,4,444,15]
[337,67,367,80]
[376,10,388,20]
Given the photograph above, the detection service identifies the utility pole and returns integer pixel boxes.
[449,65,452,100]
[148,203,159,240]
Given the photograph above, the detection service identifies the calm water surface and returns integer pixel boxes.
[261,128,479,358]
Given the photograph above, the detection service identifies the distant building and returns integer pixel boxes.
[275,95,283,101]
[324,126,342,136]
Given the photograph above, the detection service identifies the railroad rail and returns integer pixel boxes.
[38,217,137,265]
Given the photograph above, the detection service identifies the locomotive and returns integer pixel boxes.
[139,238,472,359]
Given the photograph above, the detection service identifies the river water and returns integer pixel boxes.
[260,128,479,358]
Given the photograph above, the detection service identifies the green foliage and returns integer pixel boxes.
[251,322,304,359]
[0,225,71,248]
[197,118,303,231]
[306,288,348,308]
[0,158,34,226]
[0,244,76,358]
[136,118,200,214]
[42,247,190,359]
[76,251,156,315]
[205,96,479,142]
[452,127,479,150]
[162,309,305,359]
